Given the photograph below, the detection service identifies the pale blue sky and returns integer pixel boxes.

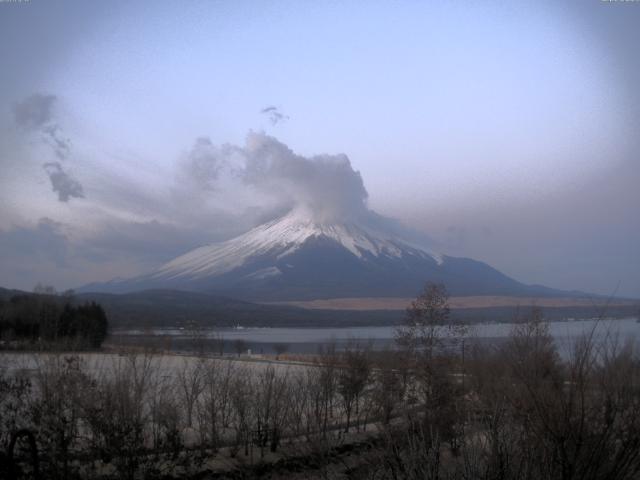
[1,0,639,297]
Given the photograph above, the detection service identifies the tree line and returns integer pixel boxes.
[0,286,108,349]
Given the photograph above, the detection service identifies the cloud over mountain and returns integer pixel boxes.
[181,132,369,224]
[1,115,385,289]
[12,93,83,203]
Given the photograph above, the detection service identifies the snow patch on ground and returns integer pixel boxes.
[244,267,282,281]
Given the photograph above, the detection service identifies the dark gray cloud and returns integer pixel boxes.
[13,93,57,130]
[260,105,289,125]
[0,208,268,291]
[13,93,83,201]
[0,218,69,268]
[88,219,220,262]
[43,162,84,202]
[84,203,279,266]
[0,217,194,290]
[42,124,71,161]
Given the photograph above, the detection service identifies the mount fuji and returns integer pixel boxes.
[81,208,562,301]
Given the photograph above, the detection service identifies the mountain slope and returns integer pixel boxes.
[80,209,567,300]
[152,210,442,281]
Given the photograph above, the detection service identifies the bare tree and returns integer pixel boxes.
[176,357,205,428]
[210,332,225,356]
[185,319,207,354]
[287,373,311,440]
[31,354,92,479]
[394,283,466,449]
[337,343,371,432]
[372,355,407,425]
[233,339,248,357]
[229,367,253,457]
[396,282,465,357]
[197,360,235,451]
[252,365,291,456]
[82,353,158,480]
[273,343,289,360]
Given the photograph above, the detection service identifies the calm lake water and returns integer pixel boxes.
[111,317,640,355]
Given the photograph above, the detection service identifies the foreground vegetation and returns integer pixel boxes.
[1,284,639,479]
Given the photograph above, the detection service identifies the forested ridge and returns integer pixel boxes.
[0,287,108,349]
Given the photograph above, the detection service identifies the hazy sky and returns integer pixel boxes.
[1,0,639,297]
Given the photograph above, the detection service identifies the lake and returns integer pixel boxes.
[110,317,640,355]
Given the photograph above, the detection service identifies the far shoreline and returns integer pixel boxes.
[263,295,639,311]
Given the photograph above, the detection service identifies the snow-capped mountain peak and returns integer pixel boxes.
[152,208,442,282]
[80,206,556,301]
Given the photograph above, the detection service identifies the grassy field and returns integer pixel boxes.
[266,295,639,310]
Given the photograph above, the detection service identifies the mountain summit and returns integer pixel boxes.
[81,208,561,300]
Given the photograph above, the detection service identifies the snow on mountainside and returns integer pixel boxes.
[152,208,442,282]
[80,208,566,300]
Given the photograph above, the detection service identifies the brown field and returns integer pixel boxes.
[265,295,637,311]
